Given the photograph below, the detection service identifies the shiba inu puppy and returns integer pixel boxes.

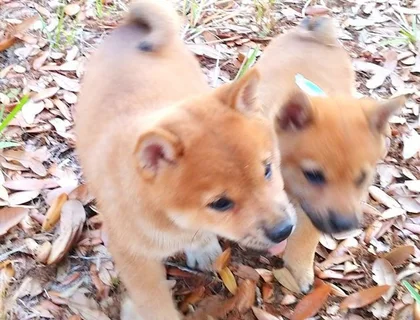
[256,16,405,292]
[75,0,295,319]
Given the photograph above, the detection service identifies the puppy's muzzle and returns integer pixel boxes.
[264,219,294,243]
[301,202,360,234]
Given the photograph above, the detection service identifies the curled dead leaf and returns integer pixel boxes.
[291,282,331,320]
[234,279,256,313]
[339,285,391,311]
[42,193,68,231]
[213,247,232,272]
[35,241,52,264]
[179,286,205,313]
[219,267,237,295]
[47,200,86,264]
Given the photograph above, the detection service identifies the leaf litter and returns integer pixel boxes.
[1,0,420,319]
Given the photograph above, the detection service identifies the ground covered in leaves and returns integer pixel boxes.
[1,0,420,319]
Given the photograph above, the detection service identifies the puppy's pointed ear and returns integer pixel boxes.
[134,128,184,180]
[217,68,261,114]
[276,90,313,131]
[365,96,405,134]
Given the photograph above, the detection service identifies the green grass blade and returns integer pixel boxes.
[235,47,259,80]
[0,95,29,133]
[402,280,420,304]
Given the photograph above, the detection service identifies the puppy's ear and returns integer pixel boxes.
[134,128,184,180]
[217,68,261,115]
[276,90,313,131]
[365,96,405,134]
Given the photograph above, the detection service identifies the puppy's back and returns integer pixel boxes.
[257,16,354,114]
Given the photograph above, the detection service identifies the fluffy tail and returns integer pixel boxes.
[298,16,338,46]
[126,0,180,52]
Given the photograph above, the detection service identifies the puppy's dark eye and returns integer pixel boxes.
[208,197,234,212]
[264,163,272,180]
[356,171,367,186]
[303,169,326,185]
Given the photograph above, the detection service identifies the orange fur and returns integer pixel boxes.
[256,16,405,292]
[75,0,295,319]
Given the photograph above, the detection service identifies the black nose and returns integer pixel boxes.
[264,220,294,243]
[328,211,358,233]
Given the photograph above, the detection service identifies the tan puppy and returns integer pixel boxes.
[256,16,405,292]
[75,1,296,319]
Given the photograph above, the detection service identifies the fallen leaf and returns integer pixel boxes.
[273,268,300,294]
[383,246,414,266]
[398,197,420,213]
[7,190,40,206]
[36,241,52,263]
[213,247,232,272]
[0,16,38,52]
[188,44,225,59]
[380,208,406,220]
[51,73,81,92]
[42,193,68,231]
[219,267,238,295]
[372,258,396,302]
[0,207,28,235]
[320,233,338,250]
[179,286,205,313]
[255,268,273,283]
[291,282,331,320]
[339,285,391,310]
[3,178,59,191]
[403,129,420,160]
[405,180,420,192]
[32,87,59,102]
[65,291,110,320]
[68,184,95,205]
[234,279,256,313]
[22,100,45,124]
[369,186,401,209]
[252,307,279,320]
[47,200,86,264]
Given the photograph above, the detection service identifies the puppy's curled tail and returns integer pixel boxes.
[127,0,180,52]
[299,16,338,46]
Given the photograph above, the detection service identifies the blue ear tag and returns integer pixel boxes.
[295,74,327,97]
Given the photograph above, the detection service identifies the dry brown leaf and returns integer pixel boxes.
[68,184,95,205]
[339,285,391,310]
[369,186,401,209]
[42,193,68,231]
[234,279,256,313]
[291,282,331,320]
[371,258,396,302]
[252,307,279,320]
[380,208,406,220]
[53,99,72,121]
[402,129,420,160]
[213,247,232,272]
[405,222,420,234]
[47,200,86,264]
[0,16,38,52]
[0,207,28,235]
[35,241,52,264]
[405,180,420,192]
[188,44,225,59]
[179,286,205,313]
[33,51,49,70]
[3,178,59,191]
[383,245,414,266]
[273,268,300,294]
[328,237,358,258]
[219,267,237,295]
[255,268,273,283]
[22,100,45,124]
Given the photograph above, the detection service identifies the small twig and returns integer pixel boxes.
[0,245,26,262]
[164,261,203,275]
[68,255,112,261]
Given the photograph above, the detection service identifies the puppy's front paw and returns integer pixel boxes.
[185,236,222,271]
[283,262,314,294]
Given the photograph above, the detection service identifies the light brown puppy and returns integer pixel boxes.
[256,16,405,292]
[75,1,295,319]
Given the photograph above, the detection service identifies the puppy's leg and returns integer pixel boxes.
[185,233,222,271]
[114,251,182,320]
[282,207,320,293]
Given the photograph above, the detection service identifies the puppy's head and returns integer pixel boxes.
[134,69,296,251]
[275,91,405,234]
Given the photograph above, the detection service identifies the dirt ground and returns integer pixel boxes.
[1,0,420,319]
